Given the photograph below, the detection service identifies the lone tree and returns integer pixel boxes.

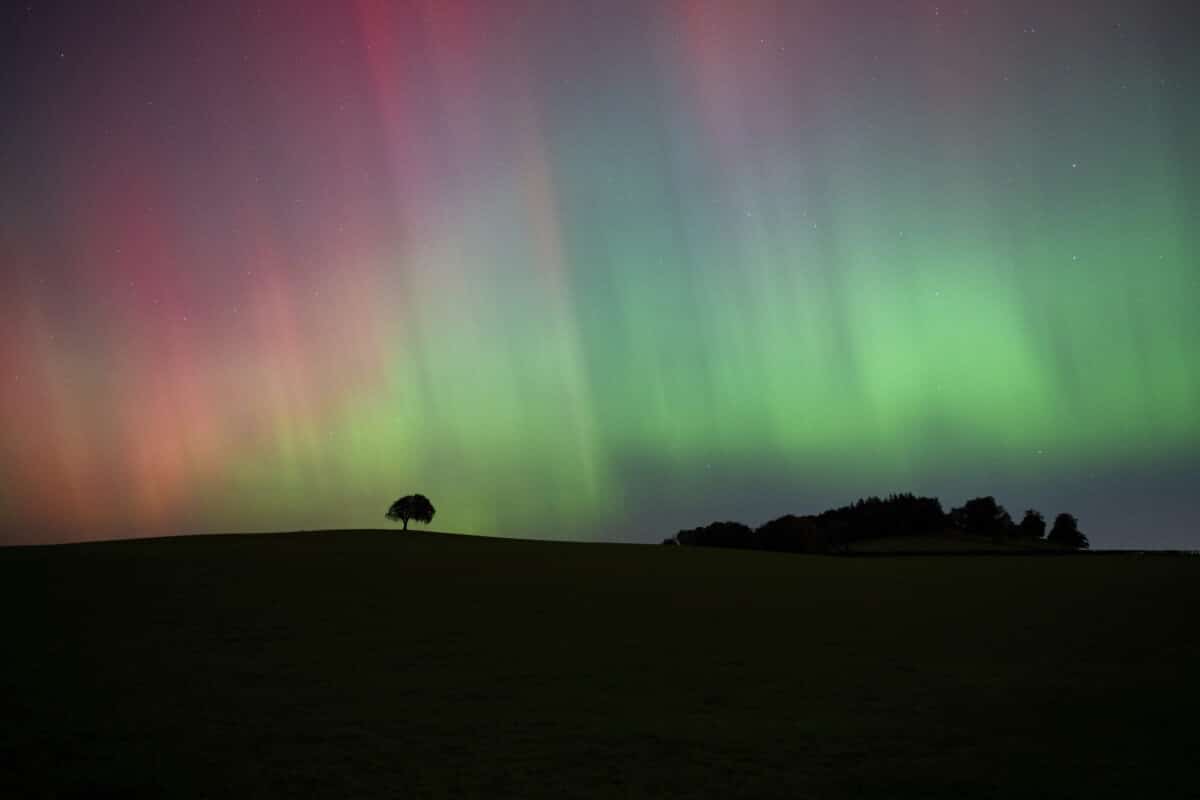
[1018,509,1047,539]
[386,494,436,531]
[1046,512,1088,550]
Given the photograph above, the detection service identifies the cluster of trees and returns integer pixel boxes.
[665,493,1088,553]
[949,496,1087,548]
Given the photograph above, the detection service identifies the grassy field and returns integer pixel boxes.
[3,531,1196,798]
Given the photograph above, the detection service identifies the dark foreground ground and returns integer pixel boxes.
[2,532,1197,798]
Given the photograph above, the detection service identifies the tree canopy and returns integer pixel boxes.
[667,492,1086,554]
[1047,512,1088,550]
[1018,509,1047,539]
[950,496,1015,537]
[386,494,436,531]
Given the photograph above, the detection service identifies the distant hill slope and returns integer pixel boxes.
[2,530,1197,798]
[844,531,1068,554]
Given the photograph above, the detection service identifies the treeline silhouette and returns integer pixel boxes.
[664,493,1088,553]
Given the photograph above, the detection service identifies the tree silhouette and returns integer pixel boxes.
[1018,509,1046,540]
[1046,512,1088,550]
[668,493,1089,555]
[755,514,823,553]
[675,521,753,549]
[815,493,946,545]
[386,494,436,531]
[951,496,1015,537]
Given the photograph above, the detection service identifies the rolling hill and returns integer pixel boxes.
[3,530,1196,798]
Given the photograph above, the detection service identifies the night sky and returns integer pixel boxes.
[1,1,1196,548]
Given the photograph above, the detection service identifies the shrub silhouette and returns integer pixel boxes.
[386,494,436,531]
[1046,512,1088,550]
[1018,509,1046,539]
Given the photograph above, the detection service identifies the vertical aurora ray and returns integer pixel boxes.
[0,1,1196,547]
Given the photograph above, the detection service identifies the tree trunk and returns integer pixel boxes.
[403,519,408,531]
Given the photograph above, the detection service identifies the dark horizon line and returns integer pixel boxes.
[3,527,1197,556]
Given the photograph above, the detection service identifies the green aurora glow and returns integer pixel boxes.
[0,2,1196,546]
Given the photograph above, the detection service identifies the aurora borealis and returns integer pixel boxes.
[1,1,1196,548]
